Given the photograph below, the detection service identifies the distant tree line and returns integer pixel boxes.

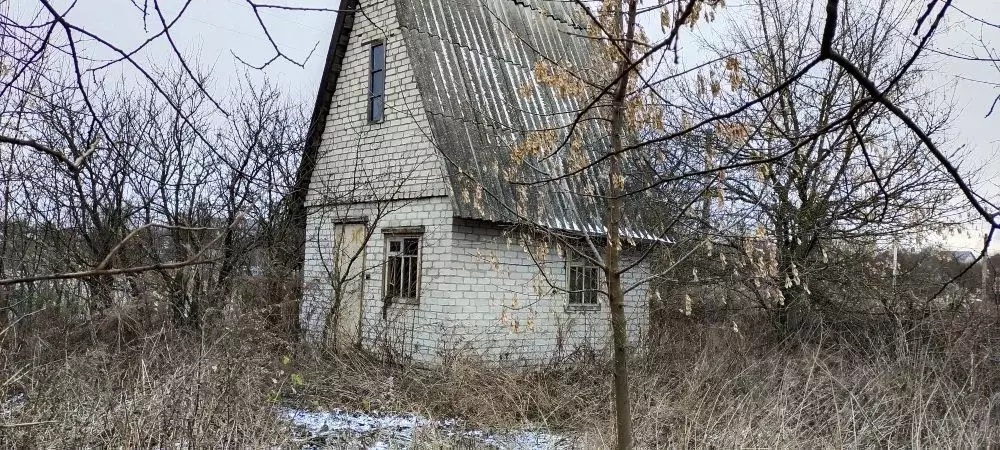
[1,70,306,329]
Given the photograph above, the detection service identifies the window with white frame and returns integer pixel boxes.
[384,235,420,302]
[567,253,600,308]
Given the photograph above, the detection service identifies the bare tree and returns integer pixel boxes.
[0,1,321,292]
[0,66,305,331]
[684,0,971,323]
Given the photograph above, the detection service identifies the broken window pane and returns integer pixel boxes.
[404,256,418,297]
[386,254,401,299]
[584,267,599,304]
[569,266,582,304]
[403,238,419,255]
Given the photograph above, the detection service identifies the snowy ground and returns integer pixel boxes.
[1,393,26,422]
[281,407,573,449]
[4,392,571,448]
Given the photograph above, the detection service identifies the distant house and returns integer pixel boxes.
[299,0,656,364]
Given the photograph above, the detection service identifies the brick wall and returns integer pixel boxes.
[444,222,650,364]
[301,198,455,363]
[302,206,651,364]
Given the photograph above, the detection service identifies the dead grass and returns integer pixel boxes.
[1,309,298,448]
[288,347,609,431]
[285,311,1000,448]
[624,312,1000,448]
[4,305,1000,448]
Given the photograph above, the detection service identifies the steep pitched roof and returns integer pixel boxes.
[304,0,659,241]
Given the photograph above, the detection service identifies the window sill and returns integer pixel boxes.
[565,303,601,313]
[388,296,419,306]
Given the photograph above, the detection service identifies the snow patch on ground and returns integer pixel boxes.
[1,393,26,422]
[281,407,571,449]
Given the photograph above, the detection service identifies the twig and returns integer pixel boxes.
[0,421,58,428]
[0,307,46,339]
[0,134,95,172]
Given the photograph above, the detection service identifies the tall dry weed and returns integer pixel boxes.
[4,301,999,448]
[1,308,298,448]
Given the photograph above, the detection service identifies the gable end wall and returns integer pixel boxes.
[306,0,448,206]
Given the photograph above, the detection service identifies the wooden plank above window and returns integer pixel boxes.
[381,225,425,235]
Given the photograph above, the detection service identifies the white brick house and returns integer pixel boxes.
[299,0,661,364]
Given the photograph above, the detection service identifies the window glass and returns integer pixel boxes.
[568,254,600,306]
[385,235,421,302]
[403,238,419,255]
[370,96,384,122]
[369,42,385,122]
[371,43,384,69]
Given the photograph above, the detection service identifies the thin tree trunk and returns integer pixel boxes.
[606,246,631,450]
[0,213,8,327]
[606,1,638,448]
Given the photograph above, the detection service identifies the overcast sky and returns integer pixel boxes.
[12,0,1000,250]
[907,1,1000,250]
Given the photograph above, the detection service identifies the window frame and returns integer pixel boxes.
[382,232,422,305]
[367,40,386,123]
[566,250,602,312]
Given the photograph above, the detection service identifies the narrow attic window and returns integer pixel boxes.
[567,254,601,310]
[368,41,385,122]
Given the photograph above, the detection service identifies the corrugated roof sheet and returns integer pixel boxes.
[395,0,661,241]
